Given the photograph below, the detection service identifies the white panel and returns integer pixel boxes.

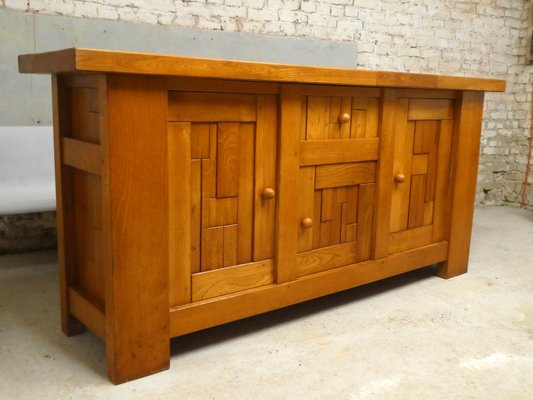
[0,126,55,214]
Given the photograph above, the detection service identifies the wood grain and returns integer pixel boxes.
[315,162,376,189]
[192,260,274,301]
[275,86,301,283]
[432,119,453,242]
[253,96,277,261]
[437,92,485,278]
[407,175,427,229]
[201,226,224,271]
[299,138,379,165]
[69,286,105,342]
[351,97,380,138]
[170,242,449,337]
[19,48,506,92]
[190,159,201,273]
[223,225,238,267]
[237,123,254,264]
[168,92,256,122]
[373,89,396,259]
[168,123,192,307]
[389,225,433,254]
[52,75,85,337]
[411,154,429,175]
[105,74,169,384]
[296,242,357,276]
[190,124,210,159]
[297,166,316,253]
[389,99,414,233]
[408,99,454,120]
[216,123,240,198]
[356,183,375,262]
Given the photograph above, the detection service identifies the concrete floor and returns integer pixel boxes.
[0,206,532,399]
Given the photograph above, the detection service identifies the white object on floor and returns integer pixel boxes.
[0,126,55,214]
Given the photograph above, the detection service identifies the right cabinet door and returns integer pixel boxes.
[387,90,456,254]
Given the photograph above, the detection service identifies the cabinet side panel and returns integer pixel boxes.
[54,74,107,336]
[52,75,85,336]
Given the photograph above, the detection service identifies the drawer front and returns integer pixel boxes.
[167,90,278,305]
[387,90,456,254]
[290,86,382,277]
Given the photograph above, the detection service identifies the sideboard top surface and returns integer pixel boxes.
[19,48,506,92]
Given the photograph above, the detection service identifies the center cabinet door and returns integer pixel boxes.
[167,90,277,307]
[278,85,381,280]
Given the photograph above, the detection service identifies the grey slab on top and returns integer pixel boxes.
[0,8,358,126]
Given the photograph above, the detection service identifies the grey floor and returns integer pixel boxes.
[1,206,532,399]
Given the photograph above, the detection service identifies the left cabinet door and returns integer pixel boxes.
[167,91,278,306]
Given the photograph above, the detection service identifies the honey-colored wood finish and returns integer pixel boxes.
[19,49,504,384]
[104,75,170,384]
[437,91,486,278]
[19,48,505,91]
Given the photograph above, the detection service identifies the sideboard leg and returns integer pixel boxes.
[102,75,170,383]
[437,91,484,279]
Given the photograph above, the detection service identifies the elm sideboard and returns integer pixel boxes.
[19,48,506,384]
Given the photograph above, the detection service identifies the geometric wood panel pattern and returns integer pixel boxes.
[295,94,380,276]
[388,95,455,253]
[193,122,255,272]
[302,95,380,140]
[168,92,277,281]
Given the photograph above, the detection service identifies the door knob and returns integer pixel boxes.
[395,173,406,183]
[301,217,313,228]
[262,187,275,199]
[338,113,351,124]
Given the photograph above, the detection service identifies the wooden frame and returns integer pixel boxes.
[19,48,505,384]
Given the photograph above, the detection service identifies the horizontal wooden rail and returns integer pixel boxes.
[68,286,105,341]
[192,260,274,302]
[61,137,101,175]
[169,241,448,337]
[300,138,379,166]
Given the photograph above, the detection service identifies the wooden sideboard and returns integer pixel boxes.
[19,48,506,384]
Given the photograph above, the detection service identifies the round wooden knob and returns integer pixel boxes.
[338,113,351,124]
[262,187,275,199]
[395,174,406,183]
[301,217,313,229]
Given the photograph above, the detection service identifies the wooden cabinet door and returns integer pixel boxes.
[281,86,381,278]
[167,91,277,306]
[385,90,455,254]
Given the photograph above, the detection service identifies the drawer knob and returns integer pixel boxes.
[301,217,313,228]
[338,113,351,124]
[395,173,406,183]
[262,187,275,199]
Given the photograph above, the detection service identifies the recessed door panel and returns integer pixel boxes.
[292,87,381,277]
[168,92,277,305]
[388,92,455,254]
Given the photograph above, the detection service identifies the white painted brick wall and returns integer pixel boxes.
[3,0,532,206]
